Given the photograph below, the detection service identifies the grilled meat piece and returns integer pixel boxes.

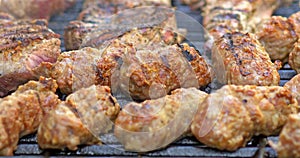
[270,114,300,158]
[191,85,298,151]
[37,85,120,151]
[80,0,171,22]
[212,32,281,86]
[0,0,76,20]
[0,77,59,156]
[200,0,280,40]
[49,47,102,94]
[64,5,182,50]
[256,16,298,62]
[288,12,300,72]
[284,73,300,104]
[289,39,300,73]
[114,88,208,152]
[48,42,211,100]
[0,18,61,97]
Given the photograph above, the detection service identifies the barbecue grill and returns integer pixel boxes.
[15,0,300,157]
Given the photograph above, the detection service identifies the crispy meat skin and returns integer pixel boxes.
[256,16,298,62]
[0,77,59,156]
[0,18,61,97]
[212,32,280,86]
[0,0,76,20]
[270,114,300,158]
[115,88,207,152]
[191,85,298,151]
[37,85,120,150]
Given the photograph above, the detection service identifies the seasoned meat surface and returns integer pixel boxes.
[212,32,281,86]
[114,88,208,152]
[37,85,120,151]
[191,85,298,151]
[256,16,298,62]
[65,1,181,50]
[288,12,300,72]
[49,47,102,94]
[0,0,76,20]
[0,77,59,156]
[0,17,61,97]
[270,114,300,158]
[49,42,211,100]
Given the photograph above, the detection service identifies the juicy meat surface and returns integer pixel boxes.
[114,88,208,152]
[48,42,211,100]
[0,18,61,97]
[0,0,76,20]
[212,32,281,86]
[270,114,300,158]
[37,85,120,151]
[191,85,298,151]
[64,2,182,51]
[0,77,60,156]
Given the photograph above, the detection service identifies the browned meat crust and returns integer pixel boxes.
[0,18,61,97]
[37,85,120,151]
[270,114,300,158]
[64,2,181,51]
[256,16,298,62]
[114,88,208,152]
[0,77,60,156]
[48,42,211,100]
[284,73,300,104]
[0,0,76,20]
[212,32,281,86]
[288,12,300,72]
[191,85,298,151]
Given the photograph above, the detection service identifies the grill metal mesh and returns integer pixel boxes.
[15,0,300,157]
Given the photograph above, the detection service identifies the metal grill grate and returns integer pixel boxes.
[14,0,300,157]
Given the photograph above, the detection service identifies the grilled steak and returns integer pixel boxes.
[64,1,182,51]
[0,77,59,156]
[270,114,300,158]
[0,17,61,97]
[37,85,120,151]
[212,32,281,86]
[191,85,298,151]
[47,42,211,100]
[0,0,76,20]
[114,88,207,152]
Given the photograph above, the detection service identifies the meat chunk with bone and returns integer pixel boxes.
[0,77,60,156]
[37,85,120,150]
[191,85,298,151]
[0,17,61,97]
[46,42,211,100]
[114,88,207,152]
[270,114,300,158]
[0,0,76,20]
[212,32,281,86]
